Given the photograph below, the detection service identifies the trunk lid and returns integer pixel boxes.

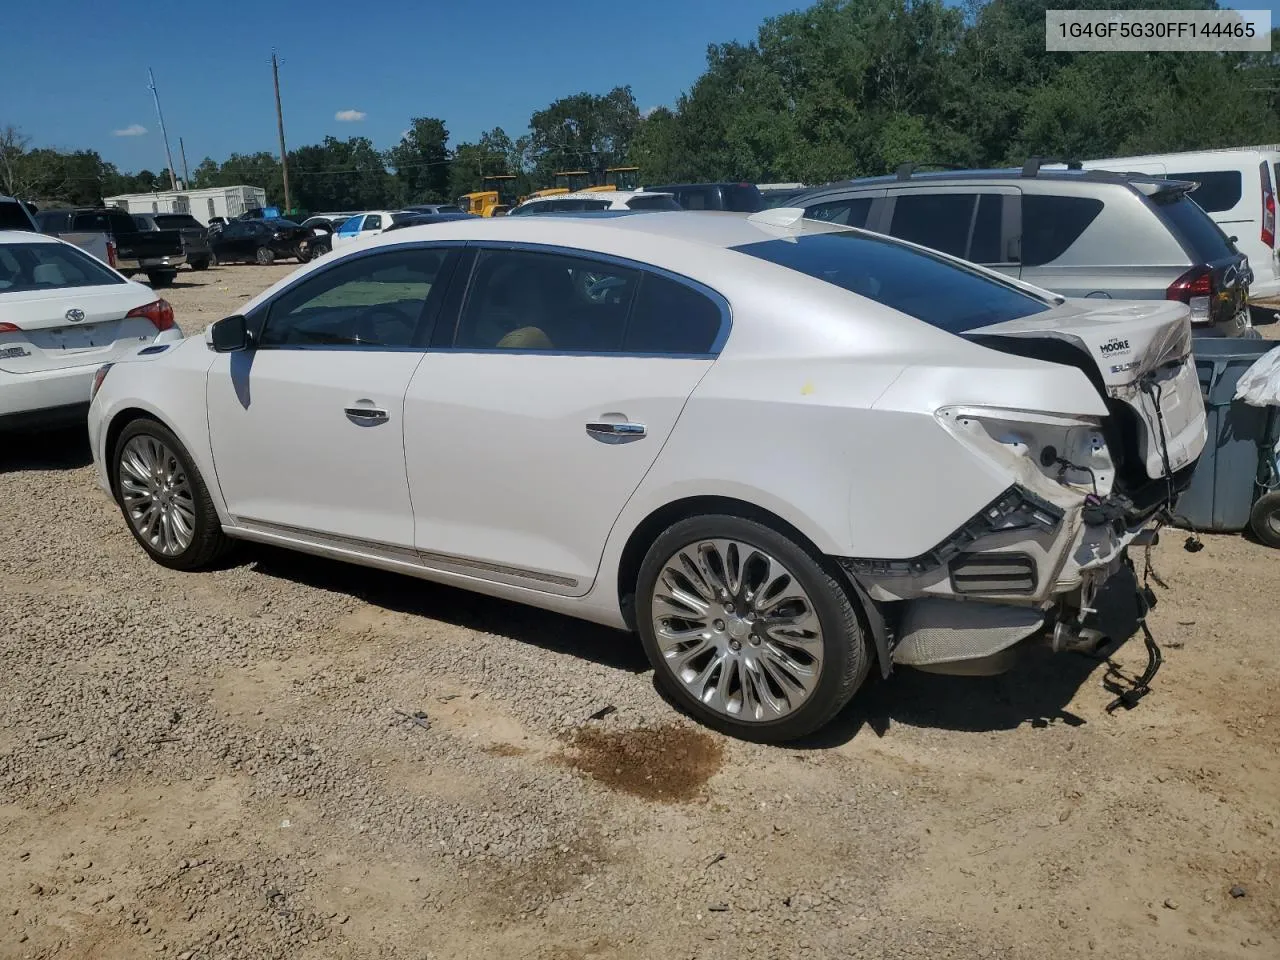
[971,298,1207,481]
[0,285,161,373]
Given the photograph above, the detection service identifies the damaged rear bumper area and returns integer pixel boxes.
[839,480,1177,677]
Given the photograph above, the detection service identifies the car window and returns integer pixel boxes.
[436,205,462,213]
[154,214,203,230]
[454,248,638,353]
[1176,170,1243,213]
[508,203,541,216]
[0,201,35,231]
[0,241,125,292]
[887,193,976,258]
[805,197,873,228]
[1020,195,1104,266]
[337,216,364,235]
[734,230,1051,335]
[677,188,713,211]
[72,212,137,235]
[968,194,1004,263]
[133,216,152,231]
[362,215,382,231]
[1152,192,1236,261]
[260,248,449,348]
[626,194,681,210]
[623,273,723,354]
[722,184,764,212]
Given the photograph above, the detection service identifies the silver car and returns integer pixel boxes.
[790,162,1256,337]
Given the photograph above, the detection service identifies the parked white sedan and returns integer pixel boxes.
[329,210,412,251]
[88,210,1205,740]
[1,232,183,431]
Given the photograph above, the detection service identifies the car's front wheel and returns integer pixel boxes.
[636,515,872,742]
[255,246,275,265]
[112,419,231,571]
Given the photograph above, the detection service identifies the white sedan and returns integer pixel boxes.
[329,210,412,251]
[1,232,183,431]
[87,210,1205,740]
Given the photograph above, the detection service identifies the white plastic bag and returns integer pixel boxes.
[1233,346,1280,407]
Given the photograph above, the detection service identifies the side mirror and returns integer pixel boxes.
[210,314,251,352]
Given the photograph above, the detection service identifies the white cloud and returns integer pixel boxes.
[112,123,148,137]
[641,106,662,119]
[335,109,367,122]
[399,129,410,141]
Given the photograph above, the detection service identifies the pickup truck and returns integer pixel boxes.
[131,212,212,271]
[33,207,185,287]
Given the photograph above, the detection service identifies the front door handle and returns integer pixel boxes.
[585,421,646,444]
[345,401,389,426]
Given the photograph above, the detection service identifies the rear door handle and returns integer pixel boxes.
[345,401,389,426]
[585,421,646,444]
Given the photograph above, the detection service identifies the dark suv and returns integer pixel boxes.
[791,162,1256,337]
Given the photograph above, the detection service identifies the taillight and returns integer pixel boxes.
[90,363,114,403]
[1261,161,1276,248]
[126,298,176,332]
[0,322,20,333]
[1166,266,1213,325]
[106,240,118,269]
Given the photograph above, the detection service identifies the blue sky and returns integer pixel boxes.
[4,0,1277,175]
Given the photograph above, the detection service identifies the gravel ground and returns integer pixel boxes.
[1,263,1277,960]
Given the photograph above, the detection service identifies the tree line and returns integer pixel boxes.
[3,0,1277,213]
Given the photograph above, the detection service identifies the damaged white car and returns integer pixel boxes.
[87,210,1206,741]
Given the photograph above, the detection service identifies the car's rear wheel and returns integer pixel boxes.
[255,246,275,265]
[147,271,173,288]
[190,258,210,271]
[113,419,231,571]
[1250,491,1280,548]
[636,515,871,742]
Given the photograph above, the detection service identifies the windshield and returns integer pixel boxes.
[0,241,125,292]
[734,230,1051,334]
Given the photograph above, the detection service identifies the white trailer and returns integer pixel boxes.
[101,185,268,225]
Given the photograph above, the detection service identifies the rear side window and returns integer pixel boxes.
[626,194,680,210]
[0,202,35,231]
[1153,193,1236,261]
[623,274,722,354]
[436,205,462,214]
[734,231,1051,334]
[1177,171,1243,213]
[721,185,764,212]
[888,193,975,258]
[1021,195,1104,266]
[0,242,124,292]
[154,214,203,230]
[806,197,873,228]
[675,187,714,210]
[969,194,1004,263]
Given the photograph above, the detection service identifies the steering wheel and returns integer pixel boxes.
[353,305,412,346]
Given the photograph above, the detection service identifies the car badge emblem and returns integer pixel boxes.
[66,308,86,323]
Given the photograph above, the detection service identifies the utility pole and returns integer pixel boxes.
[147,68,179,191]
[272,51,292,213]
[178,137,190,189]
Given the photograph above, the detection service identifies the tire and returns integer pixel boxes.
[635,514,872,743]
[112,418,232,571]
[1249,491,1280,548]
[296,245,311,263]
[255,246,275,265]
[190,258,210,271]
[146,271,174,288]
[209,250,220,267]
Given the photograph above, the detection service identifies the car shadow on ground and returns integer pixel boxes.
[243,544,651,674]
[0,426,91,473]
[792,643,1114,748]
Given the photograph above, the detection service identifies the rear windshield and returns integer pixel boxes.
[0,242,124,292]
[72,211,137,235]
[627,194,681,210]
[734,230,1051,334]
[0,201,35,231]
[1152,193,1236,261]
[154,214,203,230]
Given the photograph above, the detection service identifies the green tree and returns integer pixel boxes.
[527,86,641,183]
[388,117,450,203]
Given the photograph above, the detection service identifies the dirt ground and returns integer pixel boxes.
[1,262,1277,960]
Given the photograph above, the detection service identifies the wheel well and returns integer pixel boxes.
[102,407,164,497]
[615,496,827,631]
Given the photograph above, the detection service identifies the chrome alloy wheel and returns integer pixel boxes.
[118,435,197,556]
[650,539,824,722]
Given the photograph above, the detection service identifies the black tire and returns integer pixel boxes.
[112,418,232,571]
[209,250,220,267]
[255,246,275,265]
[1250,491,1280,548]
[147,271,174,289]
[190,258,210,271]
[296,245,311,263]
[635,514,872,743]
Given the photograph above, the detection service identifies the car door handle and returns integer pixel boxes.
[345,402,389,426]
[585,421,646,444]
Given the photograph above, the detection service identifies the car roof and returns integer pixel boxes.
[795,167,1187,197]
[0,230,60,244]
